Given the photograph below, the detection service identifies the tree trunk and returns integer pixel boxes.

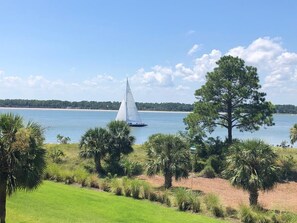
[164,172,172,189]
[0,174,7,223]
[94,156,103,174]
[227,100,233,144]
[249,188,259,206]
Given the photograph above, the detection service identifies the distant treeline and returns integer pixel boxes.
[275,104,297,114]
[0,99,194,112]
[0,99,296,113]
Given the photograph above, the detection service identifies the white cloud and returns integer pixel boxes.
[227,37,297,100]
[187,44,200,55]
[134,65,174,87]
[1,37,297,104]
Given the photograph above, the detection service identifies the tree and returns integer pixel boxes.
[223,139,279,206]
[290,123,297,145]
[145,134,191,189]
[56,134,71,144]
[79,127,110,174]
[0,113,46,223]
[105,121,135,174]
[185,55,274,144]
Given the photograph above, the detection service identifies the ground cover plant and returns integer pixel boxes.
[6,181,228,223]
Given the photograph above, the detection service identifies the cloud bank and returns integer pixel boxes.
[1,37,297,104]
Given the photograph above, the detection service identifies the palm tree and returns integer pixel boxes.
[290,123,297,145]
[223,139,279,206]
[0,113,46,223]
[79,127,110,174]
[145,134,191,189]
[105,121,135,174]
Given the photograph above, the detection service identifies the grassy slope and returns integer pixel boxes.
[7,181,228,223]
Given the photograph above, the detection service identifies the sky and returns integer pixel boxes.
[0,0,297,104]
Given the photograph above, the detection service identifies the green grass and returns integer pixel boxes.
[7,181,228,223]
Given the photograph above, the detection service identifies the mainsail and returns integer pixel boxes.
[116,79,147,127]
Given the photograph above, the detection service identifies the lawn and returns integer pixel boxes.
[7,181,229,223]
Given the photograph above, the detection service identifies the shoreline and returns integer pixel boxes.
[0,107,296,115]
[0,106,191,114]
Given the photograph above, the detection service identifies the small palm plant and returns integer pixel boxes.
[224,139,279,206]
[145,134,191,189]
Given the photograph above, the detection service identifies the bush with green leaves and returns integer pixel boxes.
[279,155,296,181]
[121,159,144,177]
[142,181,152,200]
[203,193,224,217]
[174,188,191,211]
[48,148,65,163]
[122,177,132,197]
[110,178,123,195]
[158,190,171,207]
[199,165,216,178]
[130,179,142,199]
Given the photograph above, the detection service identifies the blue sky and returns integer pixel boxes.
[0,0,297,104]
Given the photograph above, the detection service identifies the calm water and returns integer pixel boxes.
[0,108,297,146]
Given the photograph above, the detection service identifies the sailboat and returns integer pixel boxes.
[115,79,147,127]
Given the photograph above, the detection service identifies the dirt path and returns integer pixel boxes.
[138,175,297,213]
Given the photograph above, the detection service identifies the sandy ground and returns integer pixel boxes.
[138,175,297,213]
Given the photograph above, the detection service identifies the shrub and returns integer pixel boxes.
[89,175,100,189]
[121,159,144,177]
[131,179,142,199]
[122,177,132,197]
[100,178,111,192]
[188,192,201,213]
[142,182,152,199]
[48,148,65,163]
[110,178,123,195]
[174,188,191,211]
[204,193,220,210]
[225,206,237,218]
[199,165,216,178]
[158,190,171,207]
[74,168,89,187]
[239,205,282,223]
[149,191,158,202]
[279,155,296,181]
[204,193,224,217]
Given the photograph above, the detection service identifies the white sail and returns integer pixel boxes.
[116,79,147,127]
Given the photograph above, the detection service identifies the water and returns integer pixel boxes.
[0,108,296,146]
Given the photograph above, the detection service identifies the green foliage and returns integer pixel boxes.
[203,193,224,217]
[174,188,191,211]
[185,55,274,143]
[158,190,171,207]
[142,181,152,200]
[0,113,46,222]
[79,121,135,176]
[290,123,297,145]
[122,177,132,197]
[110,178,123,195]
[130,179,142,199]
[56,134,71,144]
[121,159,144,177]
[146,134,191,188]
[199,165,216,178]
[278,155,296,181]
[224,139,279,206]
[48,148,65,163]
